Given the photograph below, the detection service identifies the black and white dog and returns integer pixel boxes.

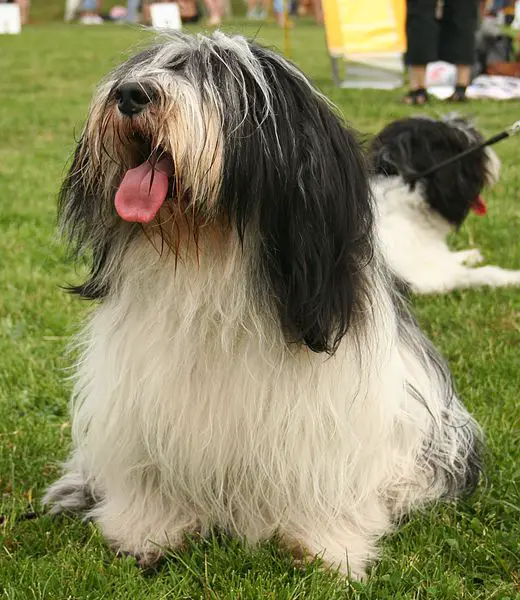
[370,115,520,294]
[44,34,481,579]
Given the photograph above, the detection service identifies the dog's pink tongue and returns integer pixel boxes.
[471,195,487,216]
[115,158,171,223]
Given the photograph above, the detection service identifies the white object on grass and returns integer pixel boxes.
[425,61,457,87]
[0,3,21,34]
[150,3,182,30]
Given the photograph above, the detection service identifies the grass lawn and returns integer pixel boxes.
[1,20,519,600]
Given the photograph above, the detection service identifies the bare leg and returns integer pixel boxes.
[456,64,472,87]
[204,0,224,24]
[409,65,427,90]
[312,0,322,24]
[404,66,429,105]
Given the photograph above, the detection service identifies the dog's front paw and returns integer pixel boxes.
[116,547,165,570]
[460,248,484,266]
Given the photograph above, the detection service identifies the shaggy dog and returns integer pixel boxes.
[44,34,481,579]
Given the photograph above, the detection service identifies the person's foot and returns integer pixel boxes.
[447,85,468,102]
[208,15,221,25]
[247,8,265,19]
[80,13,104,24]
[402,88,429,105]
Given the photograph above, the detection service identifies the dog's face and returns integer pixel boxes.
[370,115,500,227]
[59,33,373,354]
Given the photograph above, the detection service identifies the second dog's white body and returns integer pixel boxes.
[374,176,520,294]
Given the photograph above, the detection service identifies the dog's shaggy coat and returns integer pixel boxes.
[44,33,481,579]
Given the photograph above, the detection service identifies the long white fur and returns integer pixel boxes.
[47,231,478,578]
[374,153,520,294]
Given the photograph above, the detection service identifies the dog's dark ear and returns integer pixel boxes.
[261,105,373,354]
[370,126,414,180]
[221,55,373,354]
[58,137,119,300]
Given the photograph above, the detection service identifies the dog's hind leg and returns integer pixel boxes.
[458,265,520,290]
[43,452,97,516]
[412,264,520,293]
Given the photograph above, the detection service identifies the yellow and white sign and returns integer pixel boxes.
[323,0,406,70]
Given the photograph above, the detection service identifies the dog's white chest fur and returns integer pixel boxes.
[374,177,520,293]
[375,178,452,289]
[71,238,431,539]
[45,231,480,577]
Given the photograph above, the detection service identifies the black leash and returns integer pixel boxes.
[407,119,520,184]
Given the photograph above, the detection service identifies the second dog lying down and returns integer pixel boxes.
[370,115,520,294]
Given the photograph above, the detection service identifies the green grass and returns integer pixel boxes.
[1,21,520,600]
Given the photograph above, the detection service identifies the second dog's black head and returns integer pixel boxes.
[369,116,500,227]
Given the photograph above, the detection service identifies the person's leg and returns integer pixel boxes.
[81,0,97,14]
[312,0,322,24]
[272,0,283,24]
[204,0,223,25]
[246,0,258,19]
[126,0,139,22]
[440,0,479,100]
[409,65,427,89]
[455,65,472,87]
[80,0,97,22]
[259,0,269,19]
[404,0,438,104]
[142,0,151,23]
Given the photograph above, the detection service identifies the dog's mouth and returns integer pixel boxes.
[115,133,175,223]
[470,195,487,216]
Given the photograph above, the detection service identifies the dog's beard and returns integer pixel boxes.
[82,82,224,233]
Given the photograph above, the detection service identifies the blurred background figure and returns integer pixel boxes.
[0,0,30,24]
[64,0,81,21]
[247,0,269,20]
[202,0,224,25]
[297,0,321,23]
[126,0,139,22]
[404,0,480,104]
[142,0,200,24]
[79,0,103,23]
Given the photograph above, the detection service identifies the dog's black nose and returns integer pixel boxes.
[115,82,152,116]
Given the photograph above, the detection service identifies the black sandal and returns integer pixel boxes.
[403,88,429,105]
[447,85,468,102]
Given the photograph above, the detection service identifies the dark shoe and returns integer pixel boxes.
[403,88,429,105]
[447,85,468,102]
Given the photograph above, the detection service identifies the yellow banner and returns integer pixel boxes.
[323,0,406,58]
